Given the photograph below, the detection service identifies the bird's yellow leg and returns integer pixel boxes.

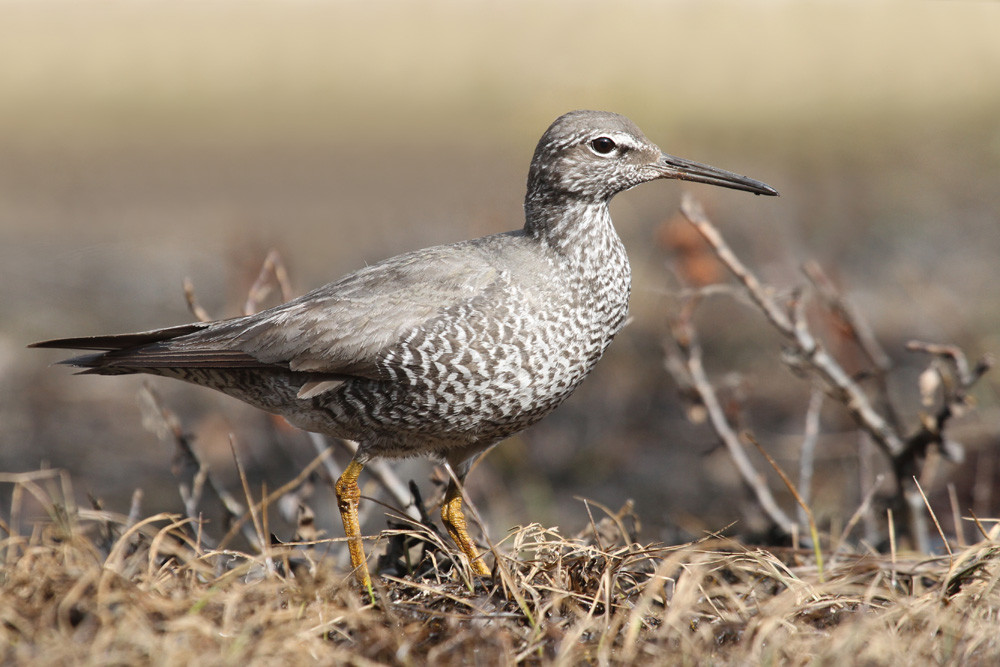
[441,479,491,577]
[335,458,373,592]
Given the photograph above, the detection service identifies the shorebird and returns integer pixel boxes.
[33,110,778,589]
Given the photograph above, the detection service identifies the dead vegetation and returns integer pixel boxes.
[2,465,999,665]
[664,194,992,557]
[5,196,997,664]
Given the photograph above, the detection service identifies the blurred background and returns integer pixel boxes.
[2,1,999,547]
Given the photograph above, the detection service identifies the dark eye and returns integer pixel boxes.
[590,137,616,155]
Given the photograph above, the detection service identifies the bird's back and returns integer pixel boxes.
[41,223,631,462]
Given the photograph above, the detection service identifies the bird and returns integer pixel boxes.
[32,110,778,590]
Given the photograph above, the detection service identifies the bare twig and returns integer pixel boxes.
[856,433,882,547]
[888,508,897,589]
[244,249,293,316]
[669,312,796,536]
[229,435,275,572]
[748,434,824,580]
[676,195,989,553]
[803,260,903,433]
[679,195,792,331]
[906,341,984,387]
[802,260,892,373]
[126,488,143,533]
[680,194,907,461]
[216,444,335,552]
[797,386,823,527]
[967,510,996,542]
[947,483,966,549]
[832,472,886,558]
[914,477,952,561]
[138,383,256,548]
[182,277,213,322]
[903,342,992,464]
[973,449,995,519]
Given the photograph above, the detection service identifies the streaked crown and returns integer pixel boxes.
[527,110,664,202]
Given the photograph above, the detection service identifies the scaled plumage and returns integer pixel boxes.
[33,110,778,588]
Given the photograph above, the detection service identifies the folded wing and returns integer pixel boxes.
[32,240,506,390]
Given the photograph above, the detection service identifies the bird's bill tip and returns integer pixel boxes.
[656,153,779,197]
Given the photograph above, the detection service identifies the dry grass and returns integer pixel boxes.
[3,469,999,665]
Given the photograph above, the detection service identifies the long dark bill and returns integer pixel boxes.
[657,154,779,197]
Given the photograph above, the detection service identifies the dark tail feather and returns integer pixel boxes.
[29,323,210,352]
[62,352,138,375]
[32,322,283,376]
[32,322,222,375]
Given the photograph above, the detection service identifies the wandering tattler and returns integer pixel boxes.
[33,110,778,588]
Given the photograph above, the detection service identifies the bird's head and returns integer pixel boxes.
[527,110,778,203]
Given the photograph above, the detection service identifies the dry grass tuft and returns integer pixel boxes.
[3,469,999,665]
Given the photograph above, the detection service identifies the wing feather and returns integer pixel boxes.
[36,236,517,382]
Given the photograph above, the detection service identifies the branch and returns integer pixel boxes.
[902,342,993,463]
[669,312,797,535]
[797,386,823,528]
[680,194,906,460]
[803,260,903,433]
[137,383,258,549]
[244,249,293,316]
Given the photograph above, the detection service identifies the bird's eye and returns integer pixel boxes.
[589,137,617,155]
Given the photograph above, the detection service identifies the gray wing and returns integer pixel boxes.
[161,239,510,381]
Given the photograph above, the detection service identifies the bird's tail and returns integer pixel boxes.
[29,323,211,375]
